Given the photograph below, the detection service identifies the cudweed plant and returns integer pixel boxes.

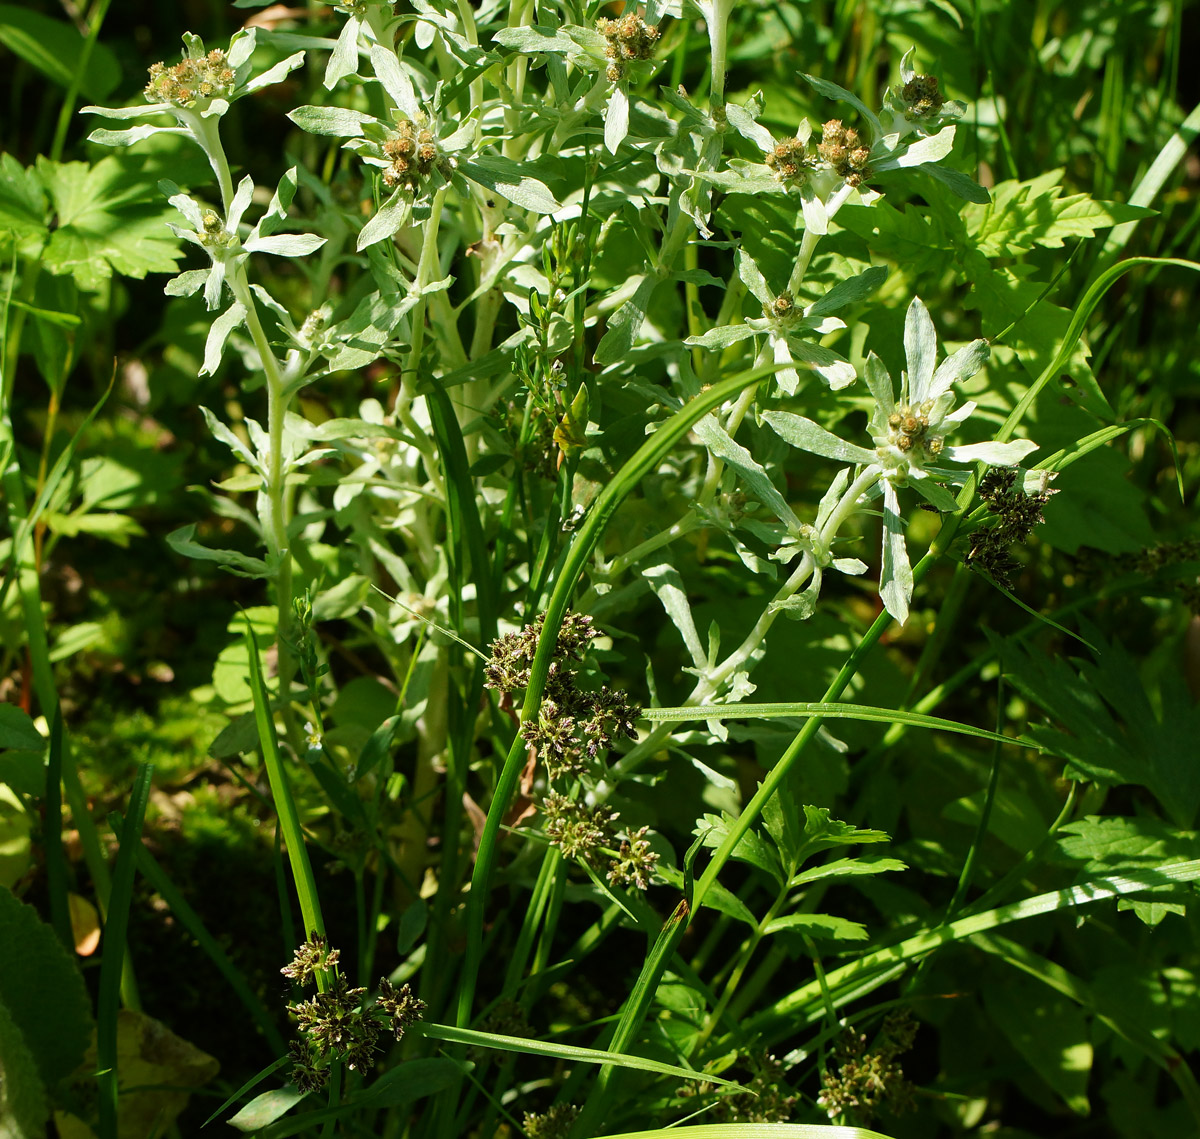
[37,0,1194,1136]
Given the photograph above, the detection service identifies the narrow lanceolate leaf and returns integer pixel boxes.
[243,233,327,257]
[641,703,1040,749]
[693,414,800,529]
[891,125,956,167]
[370,43,421,119]
[200,302,247,376]
[458,155,561,214]
[417,1023,749,1091]
[287,105,376,137]
[879,480,912,625]
[357,188,412,250]
[605,85,630,154]
[761,410,875,465]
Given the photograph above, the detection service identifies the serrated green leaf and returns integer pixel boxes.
[0,996,48,1139]
[963,169,1154,257]
[36,156,182,290]
[0,885,93,1089]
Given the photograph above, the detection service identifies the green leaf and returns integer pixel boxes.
[166,523,270,578]
[763,912,869,940]
[0,707,44,752]
[458,155,561,214]
[0,884,93,1089]
[0,154,47,239]
[790,855,907,887]
[0,997,48,1139]
[999,629,1200,828]
[983,977,1092,1114]
[963,169,1154,257]
[697,811,783,884]
[36,156,182,290]
[228,1086,308,1131]
[0,4,120,99]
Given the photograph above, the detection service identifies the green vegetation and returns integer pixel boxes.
[2,1,1199,1137]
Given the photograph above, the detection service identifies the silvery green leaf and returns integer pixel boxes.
[87,124,181,146]
[356,187,412,250]
[81,102,172,119]
[734,248,772,305]
[923,162,990,203]
[929,338,989,400]
[693,414,800,529]
[244,233,327,257]
[324,14,362,89]
[200,302,247,376]
[944,439,1039,465]
[789,341,857,391]
[242,51,306,95]
[879,479,912,625]
[161,182,203,227]
[772,336,800,395]
[203,260,227,311]
[227,175,255,231]
[370,44,420,119]
[832,557,868,575]
[492,26,578,54]
[605,85,630,154]
[864,352,894,415]
[200,406,260,471]
[903,297,938,402]
[164,269,209,297]
[762,410,875,465]
[802,72,883,139]
[249,284,290,320]
[799,187,828,235]
[684,324,756,349]
[768,581,819,621]
[441,118,477,152]
[288,105,376,137]
[252,167,299,240]
[889,126,956,168]
[415,18,436,50]
[645,563,706,667]
[227,27,257,72]
[725,100,774,152]
[460,155,561,214]
[691,168,785,194]
[806,264,888,319]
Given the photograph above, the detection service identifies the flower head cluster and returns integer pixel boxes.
[817,119,871,187]
[881,50,966,138]
[679,1052,798,1123]
[762,297,1038,624]
[85,29,304,134]
[486,613,639,779]
[965,467,1057,588]
[283,938,426,1090]
[596,14,660,82]
[764,127,818,187]
[382,115,443,191]
[524,1104,581,1139]
[281,933,340,986]
[606,826,660,890]
[145,48,235,109]
[541,791,618,861]
[816,1012,917,1123]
